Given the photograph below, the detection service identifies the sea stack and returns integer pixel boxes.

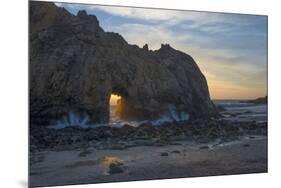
[29,1,216,125]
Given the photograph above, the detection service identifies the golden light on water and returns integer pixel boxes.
[98,156,125,166]
[110,94,121,106]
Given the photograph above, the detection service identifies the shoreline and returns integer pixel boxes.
[29,108,268,187]
[30,136,267,187]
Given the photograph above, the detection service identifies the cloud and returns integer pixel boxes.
[56,3,260,30]
[106,23,191,50]
[88,5,267,35]
[93,6,186,22]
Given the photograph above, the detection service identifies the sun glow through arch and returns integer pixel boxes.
[110,94,121,106]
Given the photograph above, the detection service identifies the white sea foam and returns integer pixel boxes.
[48,112,89,129]
[48,105,190,129]
[215,100,267,122]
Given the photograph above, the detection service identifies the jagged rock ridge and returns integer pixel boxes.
[30,1,216,126]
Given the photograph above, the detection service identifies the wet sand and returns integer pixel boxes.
[29,136,267,187]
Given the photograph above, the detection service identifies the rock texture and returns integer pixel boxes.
[30,1,216,126]
[30,119,268,152]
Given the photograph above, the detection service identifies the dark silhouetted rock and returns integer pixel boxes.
[78,150,92,157]
[246,96,267,104]
[109,163,124,174]
[142,44,149,51]
[30,1,216,126]
[199,146,209,149]
[160,152,169,156]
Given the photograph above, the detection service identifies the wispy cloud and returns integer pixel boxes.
[107,23,192,50]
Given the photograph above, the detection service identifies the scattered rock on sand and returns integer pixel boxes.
[199,146,210,150]
[160,152,169,156]
[109,144,127,150]
[78,150,92,157]
[109,163,124,174]
[30,116,268,151]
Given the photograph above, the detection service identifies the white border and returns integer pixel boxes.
[1,0,280,188]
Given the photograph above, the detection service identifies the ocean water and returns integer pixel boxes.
[48,100,267,129]
[48,105,190,129]
[214,100,267,122]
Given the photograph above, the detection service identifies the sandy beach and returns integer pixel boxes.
[30,136,267,187]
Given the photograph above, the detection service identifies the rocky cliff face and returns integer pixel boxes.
[30,1,216,126]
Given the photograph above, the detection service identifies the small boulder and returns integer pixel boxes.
[109,163,124,174]
[160,152,169,156]
[242,144,250,147]
[78,150,92,157]
[199,146,209,150]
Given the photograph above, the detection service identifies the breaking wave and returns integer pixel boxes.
[48,105,189,129]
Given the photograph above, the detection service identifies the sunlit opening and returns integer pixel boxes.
[109,94,122,122]
[110,94,121,106]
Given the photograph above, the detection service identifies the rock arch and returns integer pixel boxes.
[30,2,216,126]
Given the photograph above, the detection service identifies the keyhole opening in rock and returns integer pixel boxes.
[109,94,122,122]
